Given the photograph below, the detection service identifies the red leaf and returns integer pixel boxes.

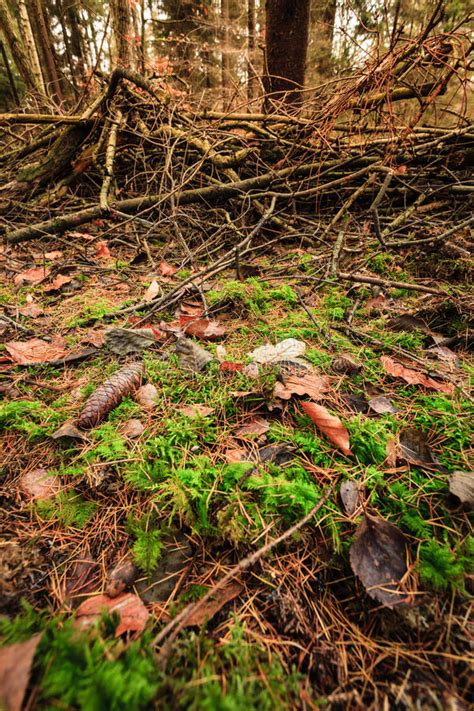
[43,274,73,292]
[184,582,243,627]
[0,634,42,711]
[274,373,329,401]
[76,593,148,637]
[159,260,177,276]
[95,240,111,260]
[301,402,353,456]
[380,355,454,394]
[5,336,68,365]
[184,319,227,341]
[14,266,50,286]
[219,361,244,372]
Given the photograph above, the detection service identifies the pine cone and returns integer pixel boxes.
[76,362,144,429]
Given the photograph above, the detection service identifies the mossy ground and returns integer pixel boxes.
[1,234,472,710]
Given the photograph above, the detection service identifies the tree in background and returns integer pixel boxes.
[263,0,311,109]
[110,0,136,68]
[0,0,44,94]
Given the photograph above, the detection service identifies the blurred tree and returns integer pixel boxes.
[111,0,136,67]
[0,0,44,92]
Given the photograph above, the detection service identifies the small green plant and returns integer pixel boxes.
[36,491,97,529]
[0,400,65,440]
[419,541,465,591]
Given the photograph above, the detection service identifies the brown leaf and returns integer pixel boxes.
[178,404,215,417]
[95,240,111,260]
[428,345,458,365]
[107,561,140,598]
[350,515,410,608]
[183,319,227,341]
[81,329,106,348]
[76,593,149,637]
[121,418,145,438]
[398,427,445,471]
[219,361,244,373]
[368,395,399,414]
[365,294,387,312]
[225,448,248,463]
[14,266,50,286]
[176,338,213,372]
[65,559,101,605]
[144,280,160,301]
[380,355,454,394]
[43,274,73,293]
[5,336,68,365]
[274,373,329,401]
[0,634,42,711]
[301,402,353,456]
[184,582,243,627]
[340,480,361,515]
[19,468,61,500]
[448,471,474,507]
[17,303,44,318]
[235,417,269,437]
[159,260,177,276]
[135,383,159,411]
[178,300,204,318]
[331,354,361,374]
[51,421,87,442]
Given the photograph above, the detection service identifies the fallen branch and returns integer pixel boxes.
[337,272,446,295]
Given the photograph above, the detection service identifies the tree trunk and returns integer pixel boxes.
[110,0,135,69]
[247,0,256,102]
[29,0,64,103]
[263,0,310,109]
[2,0,44,94]
[221,0,230,106]
[310,0,337,78]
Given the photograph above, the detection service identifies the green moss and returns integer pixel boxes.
[0,399,66,440]
[36,490,97,529]
[419,541,465,591]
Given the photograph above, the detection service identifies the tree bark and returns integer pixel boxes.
[110,0,135,69]
[263,0,310,109]
[29,0,64,103]
[247,0,256,101]
[1,0,44,94]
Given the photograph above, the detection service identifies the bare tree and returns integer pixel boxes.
[110,0,136,68]
[0,0,44,93]
[29,0,64,103]
[263,0,311,109]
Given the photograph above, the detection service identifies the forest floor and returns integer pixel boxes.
[1,220,473,710]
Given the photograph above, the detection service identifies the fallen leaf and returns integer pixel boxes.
[65,559,101,605]
[135,533,193,603]
[380,355,454,395]
[184,582,243,627]
[183,319,227,341]
[235,417,269,437]
[19,467,61,500]
[368,395,399,414]
[253,442,295,465]
[107,560,140,598]
[340,480,361,516]
[5,336,68,365]
[398,427,445,471]
[176,338,213,372]
[135,383,159,410]
[215,345,227,361]
[159,260,177,276]
[331,354,361,374]
[225,448,248,463]
[76,593,149,637]
[14,266,50,286]
[249,338,306,365]
[350,515,410,608]
[105,327,156,355]
[219,361,244,373]
[43,274,73,292]
[144,280,160,301]
[448,471,474,507]
[18,303,44,318]
[342,392,369,413]
[274,373,329,401]
[301,402,352,456]
[51,421,87,442]
[0,634,42,711]
[178,404,215,417]
[44,250,63,260]
[81,329,106,348]
[365,294,386,312]
[428,345,458,365]
[121,418,145,438]
[178,300,204,318]
[95,240,111,259]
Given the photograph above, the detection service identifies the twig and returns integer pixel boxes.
[153,477,339,666]
[337,272,446,295]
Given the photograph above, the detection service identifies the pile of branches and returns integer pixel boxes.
[0,14,473,270]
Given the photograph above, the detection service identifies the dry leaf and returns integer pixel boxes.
[274,373,329,401]
[380,355,454,395]
[235,417,269,437]
[159,260,177,276]
[301,402,353,456]
[144,280,160,301]
[219,361,244,373]
[184,582,243,627]
[340,480,361,515]
[249,338,306,365]
[65,559,101,605]
[0,634,42,711]
[178,404,215,417]
[95,240,111,260]
[398,428,445,471]
[5,336,68,365]
[448,471,474,507]
[121,418,145,438]
[18,303,44,318]
[105,327,156,355]
[44,250,63,260]
[51,421,87,442]
[365,294,386,312]
[428,345,458,365]
[350,515,409,608]
[107,561,140,598]
[135,383,159,411]
[176,338,213,372]
[76,593,149,637]
[43,274,73,292]
[215,345,227,361]
[183,318,227,341]
[14,266,50,286]
[81,329,106,348]
[225,448,248,463]
[368,395,399,414]
[19,468,61,500]
[331,354,361,374]
[178,300,204,318]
